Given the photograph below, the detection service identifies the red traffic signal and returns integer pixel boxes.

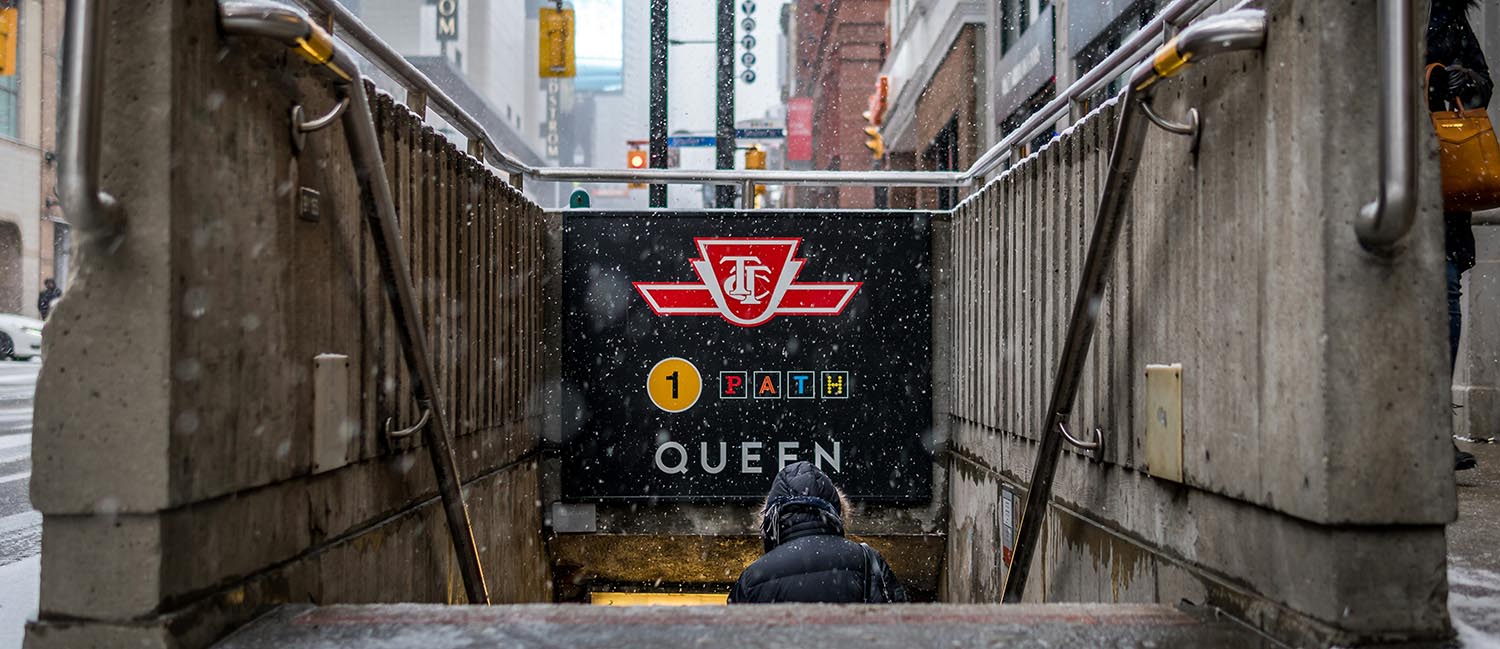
[627,149,648,169]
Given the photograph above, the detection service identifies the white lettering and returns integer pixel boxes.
[435,0,458,40]
[1000,46,1043,98]
[813,441,841,473]
[655,441,688,474]
[701,441,727,474]
[741,441,763,474]
[720,256,772,305]
[778,441,800,470]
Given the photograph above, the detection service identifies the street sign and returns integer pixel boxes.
[667,130,782,148]
[667,135,717,148]
[539,7,576,78]
[561,212,934,501]
[736,127,783,139]
[0,6,16,77]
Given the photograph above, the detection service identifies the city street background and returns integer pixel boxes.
[0,361,40,649]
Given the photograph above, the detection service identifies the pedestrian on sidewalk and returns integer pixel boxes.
[36,279,61,321]
[728,461,907,603]
[1429,0,1492,471]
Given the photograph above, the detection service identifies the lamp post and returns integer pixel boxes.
[648,0,668,207]
[714,0,736,208]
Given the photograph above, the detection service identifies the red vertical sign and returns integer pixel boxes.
[786,97,814,161]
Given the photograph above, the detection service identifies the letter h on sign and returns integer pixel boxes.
[821,371,849,399]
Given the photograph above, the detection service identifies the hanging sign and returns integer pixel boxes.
[561,212,934,501]
[436,0,459,42]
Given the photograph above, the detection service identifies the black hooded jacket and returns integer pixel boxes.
[728,462,907,603]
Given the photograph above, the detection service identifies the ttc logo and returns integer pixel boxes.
[633,238,862,327]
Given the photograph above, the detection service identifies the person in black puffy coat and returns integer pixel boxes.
[728,461,907,603]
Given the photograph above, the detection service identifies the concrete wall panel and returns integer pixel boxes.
[28,2,552,645]
[944,0,1453,643]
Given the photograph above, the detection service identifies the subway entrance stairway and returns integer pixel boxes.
[213,604,1264,648]
[25,0,1492,647]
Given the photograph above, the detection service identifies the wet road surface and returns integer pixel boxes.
[0,361,40,648]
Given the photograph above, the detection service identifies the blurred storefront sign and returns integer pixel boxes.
[786,98,814,161]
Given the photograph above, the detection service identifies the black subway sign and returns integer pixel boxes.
[562,212,933,501]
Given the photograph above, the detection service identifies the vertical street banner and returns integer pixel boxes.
[562,212,933,501]
[786,98,813,161]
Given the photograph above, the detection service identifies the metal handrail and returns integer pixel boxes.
[296,0,534,177]
[293,0,1227,189]
[218,0,490,605]
[1354,0,1417,251]
[1000,8,1267,603]
[57,0,123,247]
[530,167,963,187]
[960,0,1224,185]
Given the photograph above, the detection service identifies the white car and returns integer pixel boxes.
[0,313,44,361]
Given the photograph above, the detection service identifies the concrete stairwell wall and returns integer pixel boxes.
[25,2,552,647]
[943,0,1455,644]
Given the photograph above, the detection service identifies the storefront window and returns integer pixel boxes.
[1073,0,1156,108]
[924,116,959,209]
[1000,0,1048,54]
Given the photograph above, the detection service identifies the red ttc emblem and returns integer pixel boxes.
[633,238,862,327]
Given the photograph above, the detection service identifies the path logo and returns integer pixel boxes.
[633,238,862,327]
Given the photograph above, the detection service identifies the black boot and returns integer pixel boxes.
[1457,448,1478,471]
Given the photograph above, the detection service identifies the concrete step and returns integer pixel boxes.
[213,602,1264,648]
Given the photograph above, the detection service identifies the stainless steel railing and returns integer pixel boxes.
[217,0,491,606]
[289,0,1226,189]
[57,0,122,248]
[999,8,1268,603]
[1354,0,1418,251]
[58,0,1249,249]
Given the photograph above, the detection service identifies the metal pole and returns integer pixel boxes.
[58,0,123,247]
[343,82,491,605]
[649,0,669,207]
[999,9,1265,603]
[1001,87,1149,603]
[1354,0,1416,252]
[714,0,736,207]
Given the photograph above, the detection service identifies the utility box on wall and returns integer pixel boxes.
[559,212,935,502]
[1144,364,1184,483]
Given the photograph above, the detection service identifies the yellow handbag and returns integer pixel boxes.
[1428,63,1500,212]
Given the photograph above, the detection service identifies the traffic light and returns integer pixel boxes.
[864,126,884,160]
[0,6,17,77]
[744,146,766,207]
[627,148,647,189]
[744,146,766,170]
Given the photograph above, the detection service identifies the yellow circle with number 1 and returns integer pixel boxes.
[647,357,702,413]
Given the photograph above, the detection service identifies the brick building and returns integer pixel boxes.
[781,0,888,209]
